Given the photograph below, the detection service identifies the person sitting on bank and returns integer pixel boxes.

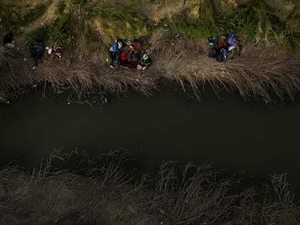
[227,32,240,55]
[228,32,240,47]
[128,45,140,62]
[138,53,152,70]
[218,35,228,49]
[128,39,143,62]
[132,39,142,52]
[3,33,16,49]
[109,39,123,68]
[208,36,218,58]
[30,39,45,69]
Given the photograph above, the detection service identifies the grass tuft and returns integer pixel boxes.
[0,149,299,224]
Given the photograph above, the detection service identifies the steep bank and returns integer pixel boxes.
[0,0,300,104]
[1,40,300,104]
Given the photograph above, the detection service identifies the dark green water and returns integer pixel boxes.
[0,88,300,184]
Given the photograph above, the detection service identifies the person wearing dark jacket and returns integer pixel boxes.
[30,39,45,69]
[3,33,15,48]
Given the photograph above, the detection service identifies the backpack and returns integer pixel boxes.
[208,48,218,58]
[131,53,138,62]
[217,48,228,62]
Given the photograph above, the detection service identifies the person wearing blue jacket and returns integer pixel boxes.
[227,32,240,57]
[109,39,123,68]
[227,33,240,48]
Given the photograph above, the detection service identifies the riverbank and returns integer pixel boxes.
[0,150,298,225]
[1,39,300,105]
[1,0,300,104]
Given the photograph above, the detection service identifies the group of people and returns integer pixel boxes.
[4,32,240,69]
[109,38,152,70]
[208,32,240,62]
[3,33,62,69]
[3,33,152,71]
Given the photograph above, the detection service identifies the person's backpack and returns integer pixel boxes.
[209,48,218,58]
[120,52,127,61]
[217,48,228,62]
[131,52,138,62]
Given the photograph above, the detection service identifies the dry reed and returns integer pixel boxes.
[0,150,299,225]
[1,37,300,104]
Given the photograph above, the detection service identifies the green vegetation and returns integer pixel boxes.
[2,0,298,51]
[23,0,153,60]
[0,149,299,225]
[0,2,49,33]
[26,15,74,45]
[171,0,300,50]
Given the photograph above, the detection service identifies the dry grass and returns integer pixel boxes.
[0,46,157,105]
[0,150,299,225]
[151,38,300,102]
[1,35,300,104]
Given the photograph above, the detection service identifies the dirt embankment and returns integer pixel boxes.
[0,0,300,104]
[1,36,300,105]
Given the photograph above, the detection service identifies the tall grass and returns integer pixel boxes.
[0,149,299,224]
[1,36,300,105]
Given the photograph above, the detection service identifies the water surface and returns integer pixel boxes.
[0,88,299,184]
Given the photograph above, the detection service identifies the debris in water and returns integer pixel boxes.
[23,58,27,61]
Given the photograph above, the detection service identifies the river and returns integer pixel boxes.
[0,87,300,186]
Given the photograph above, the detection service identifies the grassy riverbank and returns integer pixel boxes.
[0,0,300,104]
[0,149,299,225]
